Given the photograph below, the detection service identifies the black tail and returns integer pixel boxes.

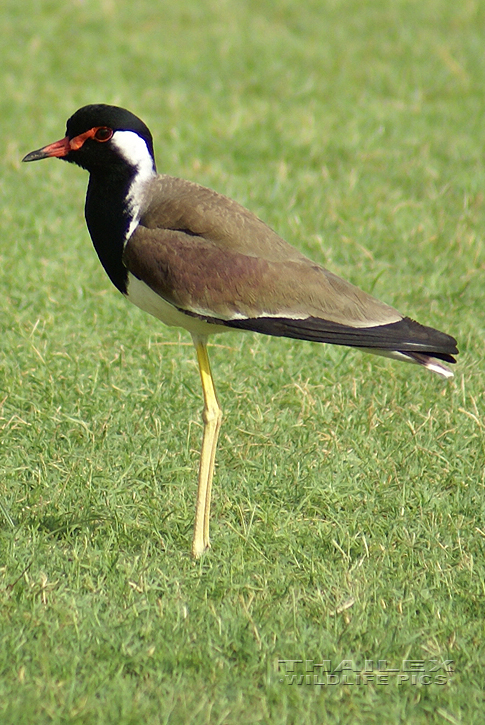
[224,315,458,363]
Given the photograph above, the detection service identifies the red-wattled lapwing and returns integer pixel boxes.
[23,104,458,557]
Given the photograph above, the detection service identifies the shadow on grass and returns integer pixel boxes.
[32,511,114,539]
[29,509,177,552]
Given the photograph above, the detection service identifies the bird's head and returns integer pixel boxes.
[23,104,156,175]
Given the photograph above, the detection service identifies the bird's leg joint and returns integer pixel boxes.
[202,402,222,426]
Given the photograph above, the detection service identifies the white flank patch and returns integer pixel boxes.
[215,310,309,322]
[254,311,307,320]
[126,273,229,336]
[111,130,156,241]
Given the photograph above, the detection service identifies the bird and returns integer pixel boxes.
[23,104,458,557]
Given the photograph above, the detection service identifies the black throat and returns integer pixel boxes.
[84,165,138,294]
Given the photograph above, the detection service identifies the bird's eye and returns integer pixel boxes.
[94,127,113,142]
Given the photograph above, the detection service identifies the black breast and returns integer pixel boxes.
[84,172,134,294]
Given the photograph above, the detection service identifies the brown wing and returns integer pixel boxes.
[125,175,402,327]
[139,175,307,262]
[123,174,457,362]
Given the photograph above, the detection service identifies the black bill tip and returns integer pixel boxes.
[22,148,50,162]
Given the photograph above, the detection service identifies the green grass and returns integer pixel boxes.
[1,0,484,722]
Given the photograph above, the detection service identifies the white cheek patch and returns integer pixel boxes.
[111,130,155,173]
[111,130,156,242]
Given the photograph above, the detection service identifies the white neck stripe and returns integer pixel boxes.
[111,130,156,242]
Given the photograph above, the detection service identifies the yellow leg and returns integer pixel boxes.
[191,335,222,558]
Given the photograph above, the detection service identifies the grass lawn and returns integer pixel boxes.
[1,0,484,722]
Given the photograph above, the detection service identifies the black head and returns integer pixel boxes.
[23,104,156,174]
